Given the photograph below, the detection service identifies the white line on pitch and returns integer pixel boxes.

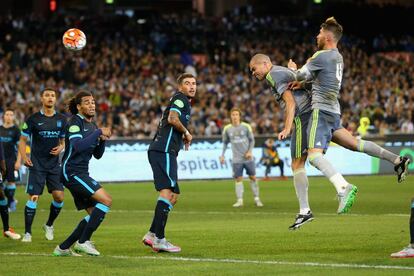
[1,252,413,271]
[27,209,409,217]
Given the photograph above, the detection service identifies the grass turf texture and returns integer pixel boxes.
[1,175,414,275]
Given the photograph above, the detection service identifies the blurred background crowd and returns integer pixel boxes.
[0,4,413,138]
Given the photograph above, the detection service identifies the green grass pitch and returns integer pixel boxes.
[1,175,414,275]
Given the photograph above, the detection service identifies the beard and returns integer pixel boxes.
[317,39,325,50]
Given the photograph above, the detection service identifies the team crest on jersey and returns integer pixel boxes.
[173,99,184,108]
[57,120,62,128]
[69,125,80,133]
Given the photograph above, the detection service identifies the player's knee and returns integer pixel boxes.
[308,153,322,168]
[170,196,178,206]
[291,159,304,171]
[308,158,317,168]
[249,175,256,181]
[101,194,112,207]
[53,193,64,203]
[30,195,39,202]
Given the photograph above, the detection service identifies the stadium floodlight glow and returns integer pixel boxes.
[106,0,114,4]
[137,19,146,24]
[314,0,322,3]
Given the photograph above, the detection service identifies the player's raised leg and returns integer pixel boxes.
[332,128,410,183]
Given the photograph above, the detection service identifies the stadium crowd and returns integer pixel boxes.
[0,12,413,138]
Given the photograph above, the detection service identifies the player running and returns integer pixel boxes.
[53,90,112,256]
[220,107,263,208]
[0,109,21,212]
[142,73,195,253]
[19,88,67,242]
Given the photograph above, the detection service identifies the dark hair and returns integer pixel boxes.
[230,107,242,117]
[321,17,343,42]
[41,87,57,96]
[68,90,93,115]
[3,109,14,118]
[177,73,196,85]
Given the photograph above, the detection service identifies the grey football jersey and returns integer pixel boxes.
[296,49,344,114]
[222,122,254,163]
[265,66,312,116]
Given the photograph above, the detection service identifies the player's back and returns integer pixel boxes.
[308,49,343,114]
[266,65,312,116]
[149,91,191,156]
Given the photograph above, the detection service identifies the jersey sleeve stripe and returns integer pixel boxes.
[170,108,182,116]
[223,124,232,134]
[69,134,83,140]
[241,122,253,133]
[21,131,30,137]
[265,72,275,87]
[310,49,330,59]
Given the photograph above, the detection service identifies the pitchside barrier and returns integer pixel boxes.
[16,135,413,183]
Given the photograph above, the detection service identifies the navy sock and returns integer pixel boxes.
[24,200,37,234]
[79,203,109,243]
[0,199,9,231]
[410,202,414,244]
[152,197,173,239]
[60,216,89,250]
[5,185,16,207]
[46,200,63,226]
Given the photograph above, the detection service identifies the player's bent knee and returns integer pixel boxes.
[170,197,178,205]
[101,195,112,207]
[159,189,173,200]
[30,195,39,202]
[52,193,64,203]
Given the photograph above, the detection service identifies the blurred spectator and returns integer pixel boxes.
[260,138,286,179]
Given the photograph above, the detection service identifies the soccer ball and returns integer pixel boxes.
[62,28,86,51]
